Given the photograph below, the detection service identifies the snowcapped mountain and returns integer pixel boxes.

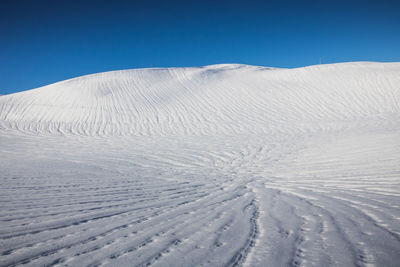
[1,62,399,136]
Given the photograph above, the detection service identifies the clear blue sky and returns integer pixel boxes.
[1,0,400,94]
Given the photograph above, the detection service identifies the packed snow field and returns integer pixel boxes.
[0,62,399,266]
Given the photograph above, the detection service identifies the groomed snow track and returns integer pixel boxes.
[0,62,399,266]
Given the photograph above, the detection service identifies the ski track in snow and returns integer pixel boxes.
[0,62,400,266]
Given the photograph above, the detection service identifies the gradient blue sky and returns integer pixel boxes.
[1,0,400,94]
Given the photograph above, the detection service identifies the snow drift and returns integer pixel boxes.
[1,62,400,267]
[1,62,399,136]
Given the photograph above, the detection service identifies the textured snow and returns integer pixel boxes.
[0,62,399,266]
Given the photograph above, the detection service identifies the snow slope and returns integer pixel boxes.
[1,62,399,136]
[0,62,400,266]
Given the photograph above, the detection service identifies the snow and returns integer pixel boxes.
[0,62,399,266]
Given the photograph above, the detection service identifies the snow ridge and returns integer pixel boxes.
[1,62,399,136]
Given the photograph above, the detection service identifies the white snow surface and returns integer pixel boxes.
[0,62,400,266]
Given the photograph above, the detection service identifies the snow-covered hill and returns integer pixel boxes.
[1,62,400,267]
[1,62,399,136]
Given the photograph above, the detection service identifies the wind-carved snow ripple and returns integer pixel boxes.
[0,135,265,266]
[1,63,400,266]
